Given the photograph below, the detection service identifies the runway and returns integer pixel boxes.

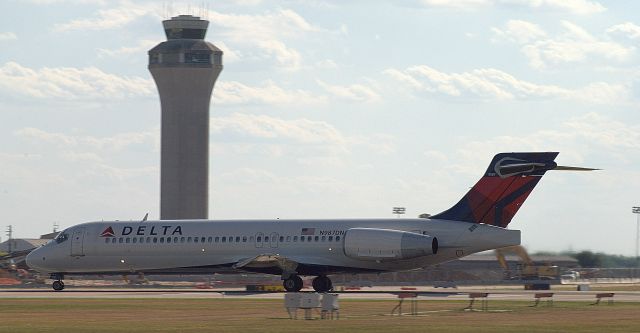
[2,287,639,302]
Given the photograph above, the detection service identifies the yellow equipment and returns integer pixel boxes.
[495,246,559,289]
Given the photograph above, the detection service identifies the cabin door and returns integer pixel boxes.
[70,228,85,256]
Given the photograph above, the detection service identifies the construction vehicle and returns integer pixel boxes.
[495,246,559,290]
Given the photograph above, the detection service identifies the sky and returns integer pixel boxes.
[0,0,638,255]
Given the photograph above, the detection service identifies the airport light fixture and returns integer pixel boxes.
[393,207,406,218]
[633,207,640,267]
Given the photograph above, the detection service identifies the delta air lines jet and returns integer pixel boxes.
[26,152,595,292]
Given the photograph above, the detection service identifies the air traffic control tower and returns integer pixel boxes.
[148,15,223,220]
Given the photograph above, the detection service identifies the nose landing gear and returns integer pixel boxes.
[50,274,65,291]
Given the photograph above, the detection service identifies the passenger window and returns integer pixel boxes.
[314,236,319,242]
[328,236,333,241]
[140,237,144,243]
[222,237,227,243]
[153,237,158,243]
[215,237,220,243]
[293,236,298,242]
[255,236,260,242]
[321,236,326,242]
[132,238,137,244]
[146,237,151,243]
[119,238,124,244]
[286,236,291,242]
[300,237,304,242]
[249,236,254,242]
[307,236,312,242]
[105,238,109,244]
[208,237,213,243]
[174,237,179,243]
[126,238,130,244]
[235,236,239,242]
[188,237,192,243]
[181,237,185,243]
[279,236,284,242]
[242,236,247,242]
[160,237,165,243]
[194,237,199,243]
[336,236,341,241]
[229,237,233,243]
[265,237,269,242]
[167,237,171,243]
[201,237,206,243]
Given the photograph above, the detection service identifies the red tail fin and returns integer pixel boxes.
[431,152,559,228]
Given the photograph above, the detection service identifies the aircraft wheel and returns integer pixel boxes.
[283,275,303,292]
[312,276,333,293]
[52,280,65,291]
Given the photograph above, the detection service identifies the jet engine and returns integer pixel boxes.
[343,228,438,261]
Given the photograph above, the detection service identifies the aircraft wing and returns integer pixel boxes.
[233,254,299,274]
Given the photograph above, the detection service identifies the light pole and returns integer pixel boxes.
[633,207,640,267]
[5,225,12,254]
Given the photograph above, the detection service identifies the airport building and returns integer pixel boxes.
[148,15,223,220]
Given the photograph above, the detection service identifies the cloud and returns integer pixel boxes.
[384,65,629,104]
[53,1,155,32]
[419,0,606,14]
[316,59,338,69]
[15,127,159,152]
[419,0,492,9]
[214,80,325,106]
[53,2,322,71]
[209,113,396,157]
[256,40,302,70]
[97,39,158,58]
[207,9,322,70]
[0,61,329,106]
[491,20,546,43]
[0,62,154,100]
[607,22,640,40]
[317,80,380,103]
[211,113,347,146]
[0,32,17,41]
[492,20,633,69]
[442,112,640,175]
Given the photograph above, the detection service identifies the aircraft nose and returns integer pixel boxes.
[26,247,45,271]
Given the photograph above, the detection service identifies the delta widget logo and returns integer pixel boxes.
[100,226,115,237]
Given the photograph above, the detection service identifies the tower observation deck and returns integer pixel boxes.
[148,15,223,220]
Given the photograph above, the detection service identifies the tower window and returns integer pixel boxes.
[213,53,222,65]
[149,54,160,64]
[185,53,210,64]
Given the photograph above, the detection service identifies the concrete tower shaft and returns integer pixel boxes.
[148,15,223,220]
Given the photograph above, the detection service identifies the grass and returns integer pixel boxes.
[0,298,639,333]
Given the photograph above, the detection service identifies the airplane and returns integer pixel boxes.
[26,152,596,292]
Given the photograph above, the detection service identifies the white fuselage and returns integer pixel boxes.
[26,218,520,276]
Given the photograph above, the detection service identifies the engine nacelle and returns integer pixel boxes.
[343,228,438,261]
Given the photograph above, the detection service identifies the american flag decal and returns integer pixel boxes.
[301,228,316,235]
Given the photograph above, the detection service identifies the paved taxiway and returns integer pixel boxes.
[1,288,639,302]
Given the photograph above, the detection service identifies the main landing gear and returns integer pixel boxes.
[312,276,333,293]
[51,274,65,291]
[282,275,333,293]
[283,275,303,292]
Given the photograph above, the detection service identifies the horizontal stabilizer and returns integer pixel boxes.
[553,165,600,171]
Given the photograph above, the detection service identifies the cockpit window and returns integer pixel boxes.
[55,230,69,244]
